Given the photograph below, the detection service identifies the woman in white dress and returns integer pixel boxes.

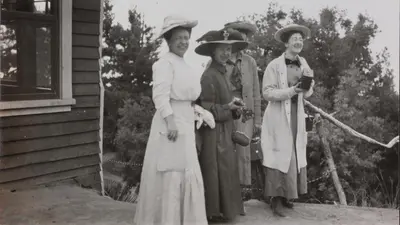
[133,15,207,225]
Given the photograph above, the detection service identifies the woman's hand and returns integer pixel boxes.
[228,97,245,110]
[228,100,242,110]
[293,82,307,93]
[303,68,314,78]
[165,115,178,142]
[294,79,315,93]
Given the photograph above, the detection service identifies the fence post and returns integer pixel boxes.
[314,113,347,205]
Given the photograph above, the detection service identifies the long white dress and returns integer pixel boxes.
[133,52,207,225]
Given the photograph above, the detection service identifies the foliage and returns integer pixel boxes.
[242,3,399,208]
[114,97,155,187]
[102,0,161,95]
[104,178,139,203]
[101,0,160,153]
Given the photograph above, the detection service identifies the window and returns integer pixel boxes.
[0,0,75,117]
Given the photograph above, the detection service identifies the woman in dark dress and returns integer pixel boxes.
[260,24,315,217]
[194,29,248,222]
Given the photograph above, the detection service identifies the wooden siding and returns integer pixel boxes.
[0,0,102,190]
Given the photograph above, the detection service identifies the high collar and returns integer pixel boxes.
[167,51,184,60]
[210,60,227,74]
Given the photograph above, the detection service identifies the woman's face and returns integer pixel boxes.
[285,33,304,55]
[213,43,232,64]
[167,28,190,57]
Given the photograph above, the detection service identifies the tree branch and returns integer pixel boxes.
[305,100,399,149]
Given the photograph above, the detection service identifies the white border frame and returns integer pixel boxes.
[0,0,76,117]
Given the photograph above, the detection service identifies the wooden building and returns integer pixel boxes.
[0,0,104,193]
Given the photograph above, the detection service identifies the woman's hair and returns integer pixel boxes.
[163,26,192,42]
[281,30,305,43]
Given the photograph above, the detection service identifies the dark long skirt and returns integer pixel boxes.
[263,101,307,199]
[250,160,265,200]
[199,125,243,220]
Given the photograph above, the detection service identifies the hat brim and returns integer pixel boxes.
[274,25,311,43]
[195,41,248,56]
[155,20,198,41]
[224,22,257,35]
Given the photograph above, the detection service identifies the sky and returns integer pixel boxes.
[110,0,399,91]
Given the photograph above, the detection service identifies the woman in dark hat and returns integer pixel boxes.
[195,29,248,222]
[260,24,315,217]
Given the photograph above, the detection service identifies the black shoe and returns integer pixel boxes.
[281,197,294,209]
[207,215,229,223]
[270,197,287,217]
[207,216,220,223]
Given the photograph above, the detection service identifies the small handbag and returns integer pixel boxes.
[231,106,252,147]
[232,131,250,147]
[250,137,263,161]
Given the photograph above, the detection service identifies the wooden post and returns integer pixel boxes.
[314,113,347,205]
[98,0,105,196]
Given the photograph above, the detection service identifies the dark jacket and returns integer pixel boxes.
[197,61,243,219]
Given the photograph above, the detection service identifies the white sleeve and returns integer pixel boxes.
[152,59,174,118]
[262,63,297,102]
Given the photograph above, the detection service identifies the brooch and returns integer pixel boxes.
[223,30,229,40]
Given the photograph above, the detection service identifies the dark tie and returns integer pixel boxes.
[285,58,301,67]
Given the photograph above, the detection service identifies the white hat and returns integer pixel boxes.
[153,15,198,41]
[274,24,311,43]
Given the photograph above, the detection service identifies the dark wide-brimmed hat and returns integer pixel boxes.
[274,24,311,43]
[195,29,248,56]
[224,21,257,35]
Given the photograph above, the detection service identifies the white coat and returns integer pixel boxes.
[260,53,314,173]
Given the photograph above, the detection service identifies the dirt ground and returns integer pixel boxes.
[0,184,398,225]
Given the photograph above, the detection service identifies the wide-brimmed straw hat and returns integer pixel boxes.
[194,29,248,56]
[224,21,257,35]
[274,24,311,43]
[153,15,198,41]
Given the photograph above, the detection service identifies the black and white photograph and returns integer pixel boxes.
[0,0,399,224]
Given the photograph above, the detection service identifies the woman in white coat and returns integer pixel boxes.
[133,15,207,225]
[260,24,315,217]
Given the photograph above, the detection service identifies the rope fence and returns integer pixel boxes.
[103,157,336,192]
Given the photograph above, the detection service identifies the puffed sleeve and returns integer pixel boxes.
[199,74,233,122]
[262,62,297,102]
[152,59,174,118]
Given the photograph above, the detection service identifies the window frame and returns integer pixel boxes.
[0,0,75,117]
